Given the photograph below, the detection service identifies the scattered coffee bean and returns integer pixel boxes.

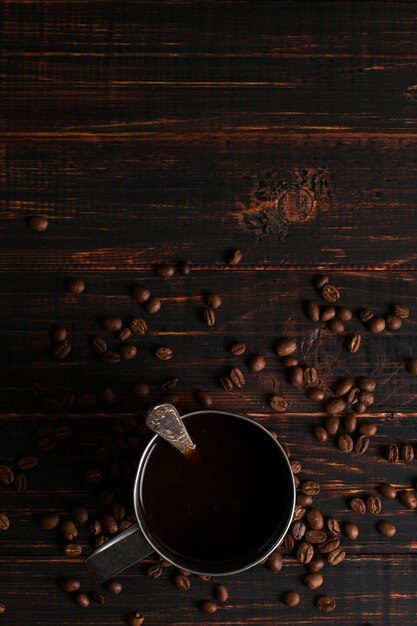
[0,514,10,531]
[313,425,328,443]
[305,530,326,544]
[72,506,88,524]
[90,519,102,535]
[98,386,116,406]
[38,436,56,452]
[42,397,62,412]
[304,367,318,384]
[102,316,123,332]
[366,496,382,514]
[230,367,245,388]
[161,377,178,392]
[195,390,213,407]
[377,520,396,537]
[270,395,288,412]
[316,595,336,613]
[337,306,352,321]
[147,564,163,579]
[333,378,354,397]
[290,459,302,474]
[60,578,81,593]
[327,318,345,333]
[101,349,121,363]
[359,422,377,437]
[368,317,386,333]
[155,346,173,361]
[64,543,82,557]
[132,285,151,303]
[179,261,191,275]
[53,327,68,342]
[350,497,366,514]
[52,339,71,360]
[355,401,367,413]
[94,534,109,548]
[304,573,323,590]
[354,435,370,455]
[74,592,89,608]
[357,377,377,392]
[407,358,417,375]
[344,521,359,540]
[127,612,145,626]
[198,599,218,614]
[155,263,175,279]
[230,342,246,356]
[14,473,27,492]
[265,550,283,572]
[321,284,340,303]
[325,397,346,416]
[247,354,266,372]
[393,304,410,319]
[307,387,325,402]
[214,583,228,602]
[0,603,5,614]
[61,519,78,541]
[118,327,132,342]
[54,425,72,441]
[306,301,320,322]
[301,480,320,496]
[220,375,233,391]
[327,518,341,535]
[40,512,60,530]
[282,442,291,458]
[120,343,137,360]
[313,274,329,289]
[385,444,399,463]
[90,592,107,604]
[79,392,97,408]
[27,215,49,231]
[346,386,360,404]
[17,456,37,471]
[275,338,297,357]
[360,308,374,322]
[319,537,339,554]
[338,434,354,453]
[66,278,85,294]
[130,318,147,336]
[203,307,216,327]
[144,297,161,314]
[306,509,324,530]
[398,490,417,510]
[386,315,402,330]
[198,575,211,581]
[348,333,361,353]
[358,391,374,406]
[293,504,306,521]
[205,293,222,309]
[91,336,107,354]
[327,547,345,565]
[283,533,295,550]
[379,483,397,500]
[400,444,414,462]
[344,413,357,433]
[174,575,190,592]
[291,521,306,541]
[131,383,150,397]
[282,591,300,608]
[105,579,122,594]
[308,557,325,573]
[324,415,340,435]
[226,248,242,266]
[320,306,336,322]
[84,468,103,483]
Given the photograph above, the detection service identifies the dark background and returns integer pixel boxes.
[1,1,417,624]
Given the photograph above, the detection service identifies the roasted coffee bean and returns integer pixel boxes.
[64,543,82,557]
[62,391,75,409]
[296,542,314,564]
[337,306,352,321]
[324,415,340,435]
[79,392,97,408]
[347,333,361,353]
[385,444,399,463]
[90,592,107,604]
[144,296,161,314]
[304,367,318,385]
[147,564,162,579]
[305,530,327,544]
[105,579,122,594]
[72,506,88,524]
[393,304,410,319]
[366,496,382,514]
[131,383,150,397]
[205,293,222,309]
[127,612,145,626]
[407,358,417,375]
[304,573,323,590]
[325,397,346,416]
[283,533,294,550]
[301,480,320,496]
[27,215,49,231]
[91,336,107,354]
[66,278,85,294]
[275,338,297,357]
[230,367,245,388]
[320,306,336,322]
[327,547,345,565]
[400,444,415,463]
[214,583,228,602]
[270,395,288,412]
[344,413,357,433]
[53,327,68,342]
[195,390,213,407]
[282,591,300,608]
[346,386,360,404]
[60,578,81,593]
[247,354,266,372]
[291,521,306,541]
[111,503,125,520]
[161,377,178,392]
[293,504,306,521]
[358,391,374,406]
[368,317,386,333]
[359,422,377,437]
[313,274,329,289]
[14,473,27,492]
[316,595,336,613]
[357,377,376,392]
[40,512,60,530]
[155,263,175,279]
[313,425,328,443]
[308,557,325,573]
[94,534,109,548]
[0,514,10,531]
[321,284,340,303]
[54,425,72,441]
[90,519,102,535]
[296,493,313,507]
[53,339,71,360]
[327,518,341,535]
[102,316,123,332]
[288,366,304,387]
[282,442,291,458]
[102,351,121,364]
[377,520,396,537]
[119,519,133,532]
[199,575,212,581]
[98,386,116,406]
[0,465,14,486]
[118,327,132,341]
[398,490,417,510]
[230,342,246,356]
[203,307,216,327]
[386,315,402,330]
[219,375,233,391]
[120,343,137,360]
[338,434,354,453]
[350,497,366,514]
[84,468,103,483]
[42,397,63,412]
[130,318,148,336]
[333,378,354,397]
[360,308,374,323]
[74,592,89,608]
[0,603,5,615]
[290,459,302,474]
[379,483,397,500]
[355,401,366,413]
[306,301,320,322]
[344,521,359,540]
[110,438,127,455]
[132,285,151,303]
[265,550,283,572]
[155,346,173,361]
[319,537,339,554]
[226,248,242,266]
[354,435,370,455]
[38,436,56,452]
[307,387,325,402]
[61,519,78,541]
[198,600,218,614]
[17,456,37,471]
[306,509,324,530]
[174,574,190,591]
[327,318,345,333]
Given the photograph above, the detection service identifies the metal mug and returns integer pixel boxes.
[85,405,296,583]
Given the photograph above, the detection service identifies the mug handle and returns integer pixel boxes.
[85,523,153,583]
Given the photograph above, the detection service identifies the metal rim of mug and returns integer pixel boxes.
[133,409,296,576]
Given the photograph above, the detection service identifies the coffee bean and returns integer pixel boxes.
[205,293,222,309]
[0,514,10,531]
[0,465,14,486]
[275,338,297,357]
[393,304,410,319]
[219,375,233,391]
[203,307,216,327]
[333,378,354,397]
[407,358,417,375]
[174,575,190,592]
[325,397,346,416]
[74,592,89,608]
[326,518,341,535]
[377,520,396,537]
[230,342,246,356]
[155,263,175,279]
[198,599,218,614]
[306,509,324,530]
[283,533,294,550]
[327,318,345,333]
[320,306,336,322]
[308,557,325,573]
[296,542,314,564]
[288,365,304,387]
[120,343,137,360]
[144,296,161,314]
[318,536,339,554]
[344,413,357,433]
[304,367,318,384]
[282,442,291,458]
[247,354,266,372]
[354,434,370,455]
[347,333,361,353]
[70,506,88,525]
[129,318,147,337]
[61,519,78,541]
[366,496,382,514]
[385,443,399,463]
[66,278,85,294]
[79,392,97,408]
[321,284,340,303]
[327,547,345,565]
[306,301,320,322]
[42,397,63,412]
[270,395,288,412]
[53,327,68,342]
[191,390,211,409]
[368,317,386,333]
[282,591,300,608]
[132,285,151,303]
[14,473,27,492]
[97,386,115,407]
[131,383,150,397]
[91,336,107,354]
[94,534,109,548]
[313,274,329,289]
[102,351,121,364]
[386,314,402,330]
[84,468,103,483]
[379,483,397,500]
[38,436,56,452]
[127,612,145,626]
[117,327,132,342]
[64,543,82,557]
[358,390,374,406]
[316,595,336,613]
[346,386,360,405]
[90,592,107,604]
[105,579,122,594]
[28,214,49,231]
[305,530,327,544]
[304,573,323,590]
[357,377,377,392]
[16,456,37,471]
[54,425,72,441]
[230,367,245,388]
[40,512,60,530]
[313,425,328,443]
[338,433,354,453]
[359,422,377,437]
[179,260,191,275]
[290,459,302,474]
[296,493,313,507]
[53,339,71,360]
[398,490,417,509]
[111,502,125,521]
[293,504,306,521]
[360,308,374,323]
[324,414,340,435]
[291,521,306,541]
[226,248,242,266]
[337,306,352,321]
[214,583,228,602]
[89,519,101,535]
[350,497,366,514]
[119,519,133,532]
[60,578,81,593]
[147,564,163,579]
[301,480,320,496]
[344,521,359,540]
[307,387,325,402]
[355,401,366,413]
[155,346,173,361]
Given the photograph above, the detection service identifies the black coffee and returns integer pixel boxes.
[139,412,293,566]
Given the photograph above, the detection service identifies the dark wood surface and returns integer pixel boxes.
[2,2,417,625]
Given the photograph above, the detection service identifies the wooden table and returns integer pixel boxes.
[2,1,417,624]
